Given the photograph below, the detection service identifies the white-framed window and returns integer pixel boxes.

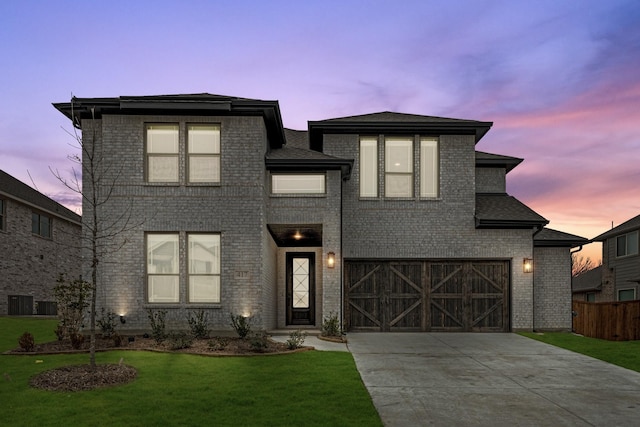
[147,233,180,303]
[385,137,413,197]
[188,234,221,303]
[420,137,439,198]
[146,124,179,182]
[188,125,220,183]
[360,137,378,197]
[31,211,51,238]
[271,174,325,194]
[618,288,636,301]
[616,231,639,258]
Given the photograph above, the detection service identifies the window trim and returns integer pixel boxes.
[617,288,636,302]
[145,124,180,183]
[420,137,439,198]
[146,233,180,303]
[187,233,221,303]
[31,211,52,239]
[616,230,639,258]
[187,124,221,184]
[384,136,414,198]
[359,136,378,198]
[270,173,326,195]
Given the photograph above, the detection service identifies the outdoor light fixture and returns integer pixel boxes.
[120,315,126,324]
[293,231,302,240]
[523,258,533,273]
[327,252,336,268]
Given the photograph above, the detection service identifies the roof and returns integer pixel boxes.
[475,151,523,173]
[475,194,548,229]
[592,213,640,241]
[284,128,309,149]
[53,93,286,149]
[0,170,81,224]
[572,266,603,293]
[265,146,353,178]
[308,111,493,151]
[534,228,590,248]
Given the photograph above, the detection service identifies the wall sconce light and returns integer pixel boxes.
[120,315,126,324]
[327,252,336,268]
[523,258,533,274]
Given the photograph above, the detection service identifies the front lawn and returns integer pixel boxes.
[0,317,381,426]
[520,332,640,373]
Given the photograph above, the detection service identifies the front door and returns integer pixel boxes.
[286,252,315,325]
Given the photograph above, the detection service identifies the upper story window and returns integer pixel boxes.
[616,230,639,258]
[188,125,220,183]
[385,137,413,197]
[0,199,5,231]
[146,124,179,182]
[32,212,51,238]
[360,135,440,199]
[271,174,325,194]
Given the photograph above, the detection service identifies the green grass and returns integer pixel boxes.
[520,332,640,372]
[0,317,381,427]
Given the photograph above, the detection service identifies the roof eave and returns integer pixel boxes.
[265,158,354,179]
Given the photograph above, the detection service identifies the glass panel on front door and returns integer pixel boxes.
[293,258,310,308]
[287,253,315,326]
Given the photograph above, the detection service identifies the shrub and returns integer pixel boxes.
[208,337,229,351]
[18,332,35,352]
[187,310,209,339]
[250,330,269,352]
[112,333,123,347]
[286,330,307,350]
[54,323,65,341]
[147,309,168,344]
[69,332,85,349]
[54,274,92,340]
[230,313,252,339]
[97,308,117,338]
[321,312,343,337]
[168,332,193,350]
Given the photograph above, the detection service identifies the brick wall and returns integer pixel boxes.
[533,246,572,330]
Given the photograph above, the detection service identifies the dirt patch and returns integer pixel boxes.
[30,362,137,392]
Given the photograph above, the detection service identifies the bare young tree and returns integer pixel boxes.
[571,253,599,277]
[51,97,140,369]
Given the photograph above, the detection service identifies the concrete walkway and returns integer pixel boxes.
[347,333,640,427]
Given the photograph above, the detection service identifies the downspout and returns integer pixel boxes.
[340,174,345,333]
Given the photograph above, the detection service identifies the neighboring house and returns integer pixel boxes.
[572,266,606,302]
[53,94,586,333]
[0,170,82,315]
[582,214,640,302]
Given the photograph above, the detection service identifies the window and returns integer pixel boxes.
[585,292,596,302]
[385,137,413,197]
[31,212,51,238]
[420,137,439,198]
[188,234,221,303]
[146,124,179,182]
[616,231,639,257]
[271,174,325,194]
[147,234,180,302]
[188,125,220,183]
[0,199,5,231]
[360,137,378,197]
[618,288,636,301]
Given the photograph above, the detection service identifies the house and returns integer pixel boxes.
[53,94,586,332]
[0,170,82,315]
[577,214,640,302]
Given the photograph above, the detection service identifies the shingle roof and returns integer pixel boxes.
[265,146,353,178]
[475,151,523,173]
[475,194,548,228]
[0,170,81,224]
[592,213,640,241]
[266,146,347,161]
[314,111,486,124]
[572,266,603,293]
[283,128,309,149]
[534,228,589,247]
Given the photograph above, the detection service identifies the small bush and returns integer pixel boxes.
[250,330,269,352]
[70,332,85,349]
[187,310,209,339]
[321,312,343,337]
[286,330,307,350]
[208,337,229,351]
[54,323,65,341]
[97,308,117,338]
[168,332,193,350]
[230,313,252,339]
[18,332,35,352]
[147,309,168,344]
[112,333,123,347]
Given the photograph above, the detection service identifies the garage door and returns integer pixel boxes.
[345,260,510,332]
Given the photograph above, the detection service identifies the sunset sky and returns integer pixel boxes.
[2,0,639,263]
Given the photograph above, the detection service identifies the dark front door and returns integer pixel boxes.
[286,253,315,325]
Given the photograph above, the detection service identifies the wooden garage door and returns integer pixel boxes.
[345,260,509,332]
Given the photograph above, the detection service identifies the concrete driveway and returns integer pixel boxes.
[347,333,640,427]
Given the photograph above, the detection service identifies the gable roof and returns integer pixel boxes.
[534,227,590,248]
[53,93,286,149]
[592,213,640,241]
[475,194,548,229]
[0,170,81,224]
[475,151,523,173]
[572,266,603,293]
[308,111,492,151]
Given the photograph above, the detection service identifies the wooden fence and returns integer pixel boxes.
[572,300,640,341]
